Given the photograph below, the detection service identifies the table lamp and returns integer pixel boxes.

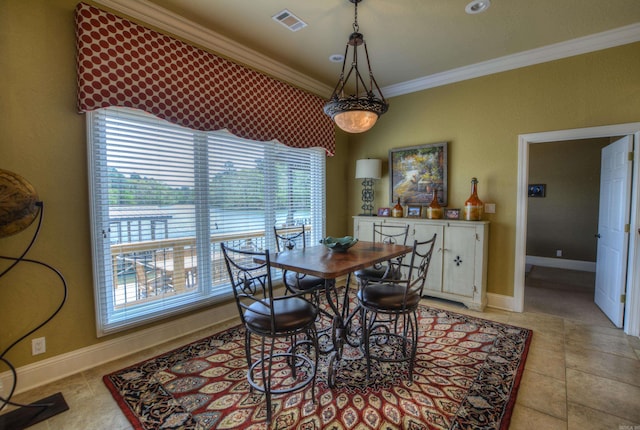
[355,159,381,216]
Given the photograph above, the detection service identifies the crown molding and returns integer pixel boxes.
[92,1,640,100]
[382,23,640,98]
[92,0,332,97]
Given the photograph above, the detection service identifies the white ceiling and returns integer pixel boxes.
[100,0,640,97]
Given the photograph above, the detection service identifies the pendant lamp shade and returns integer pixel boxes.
[323,0,388,134]
[333,109,379,134]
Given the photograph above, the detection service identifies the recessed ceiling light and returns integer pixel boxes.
[329,54,344,63]
[465,0,491,14]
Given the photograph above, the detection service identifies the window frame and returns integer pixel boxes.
[87,107,326,336]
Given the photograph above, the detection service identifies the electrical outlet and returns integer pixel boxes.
[556,249,563,257]
[484,203,496,214]
[32,337,46,355]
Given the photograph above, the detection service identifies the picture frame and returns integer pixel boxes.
[528,184,546,197]
[444,208,461,220]
[377,207,391,217]
[389,142,448,206]
[406,205,423,218]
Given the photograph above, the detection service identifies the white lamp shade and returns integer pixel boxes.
[355,159,382,179]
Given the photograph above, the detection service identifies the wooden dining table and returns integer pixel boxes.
[265,240,412,281]
[256,240,413,386]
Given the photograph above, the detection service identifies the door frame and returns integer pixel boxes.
[514,123,640,337]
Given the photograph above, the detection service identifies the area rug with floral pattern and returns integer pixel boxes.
[104,304,531,429]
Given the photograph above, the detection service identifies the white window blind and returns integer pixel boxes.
[88,107,326,336]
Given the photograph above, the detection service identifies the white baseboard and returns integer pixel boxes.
[526,256,596,272]
[0,274,516,396]
[0,301,239,397]
[487,293,515,311]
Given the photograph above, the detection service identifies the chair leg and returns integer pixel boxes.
[409,311,418,381]
[244,331,252,368]
[289,334,298,378]
[362,307,376,382]
[263,337,276,424]
[400,313,409,358]
[244,331,254,393]
[359,308,420,384]
[309,325,319,403]
[247,328,320,425]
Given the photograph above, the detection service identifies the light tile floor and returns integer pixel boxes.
[2,298,639,429]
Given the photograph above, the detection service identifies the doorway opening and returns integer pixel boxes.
[525,137,614,326]
[514,123,640,337]
[525,265,615,327]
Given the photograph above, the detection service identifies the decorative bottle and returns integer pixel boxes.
[392,197,403,218]
[463,177,483,221]
[426,188,443,219]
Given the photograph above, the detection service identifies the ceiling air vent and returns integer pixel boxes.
[272,9,307,32]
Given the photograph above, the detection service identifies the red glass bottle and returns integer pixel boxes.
[463,177,483,221]
[426,188,443,219]
[392,197,403,218]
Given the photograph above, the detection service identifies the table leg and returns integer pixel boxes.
[323,274,358,387]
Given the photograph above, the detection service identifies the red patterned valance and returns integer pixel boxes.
[75,3,335,155]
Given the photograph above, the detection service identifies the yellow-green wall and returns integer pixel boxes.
[1,0,639,370]
[0,0,350,369]
[527,138,610,261]
[348,43,640,298]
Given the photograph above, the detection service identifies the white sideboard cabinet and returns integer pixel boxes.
[353,216,489,311]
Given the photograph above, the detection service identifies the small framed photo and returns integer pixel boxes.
[377,207,391,217]
[406,205,423,218]
[444,208,461,220]
[528,184,546,197]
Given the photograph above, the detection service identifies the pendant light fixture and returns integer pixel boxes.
[323,0,388,134]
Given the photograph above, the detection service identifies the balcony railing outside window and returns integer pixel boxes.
[89,107,325,335]
[111,231,273,307]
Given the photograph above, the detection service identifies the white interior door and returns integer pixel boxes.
[595,136,633,327]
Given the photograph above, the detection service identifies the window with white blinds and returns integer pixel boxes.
[88,107,326,336]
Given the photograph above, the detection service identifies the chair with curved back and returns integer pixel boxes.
[273,224,326,297]
[357,233,437,382]
[355,223,410,286]
[220,243,319,424]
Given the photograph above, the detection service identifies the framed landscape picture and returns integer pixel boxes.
[389,142,448,206]
[406,205,423,218]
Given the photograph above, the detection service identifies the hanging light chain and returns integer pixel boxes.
[353,0,359,32]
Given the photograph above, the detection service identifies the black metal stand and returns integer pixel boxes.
[0,392,68,429]
[0,202,70,429]
[360,178,375,216]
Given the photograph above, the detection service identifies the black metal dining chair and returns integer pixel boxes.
[273,224,326,297]
[355,223,410,286]
[357,233,437,382]
[220,243,319,424]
